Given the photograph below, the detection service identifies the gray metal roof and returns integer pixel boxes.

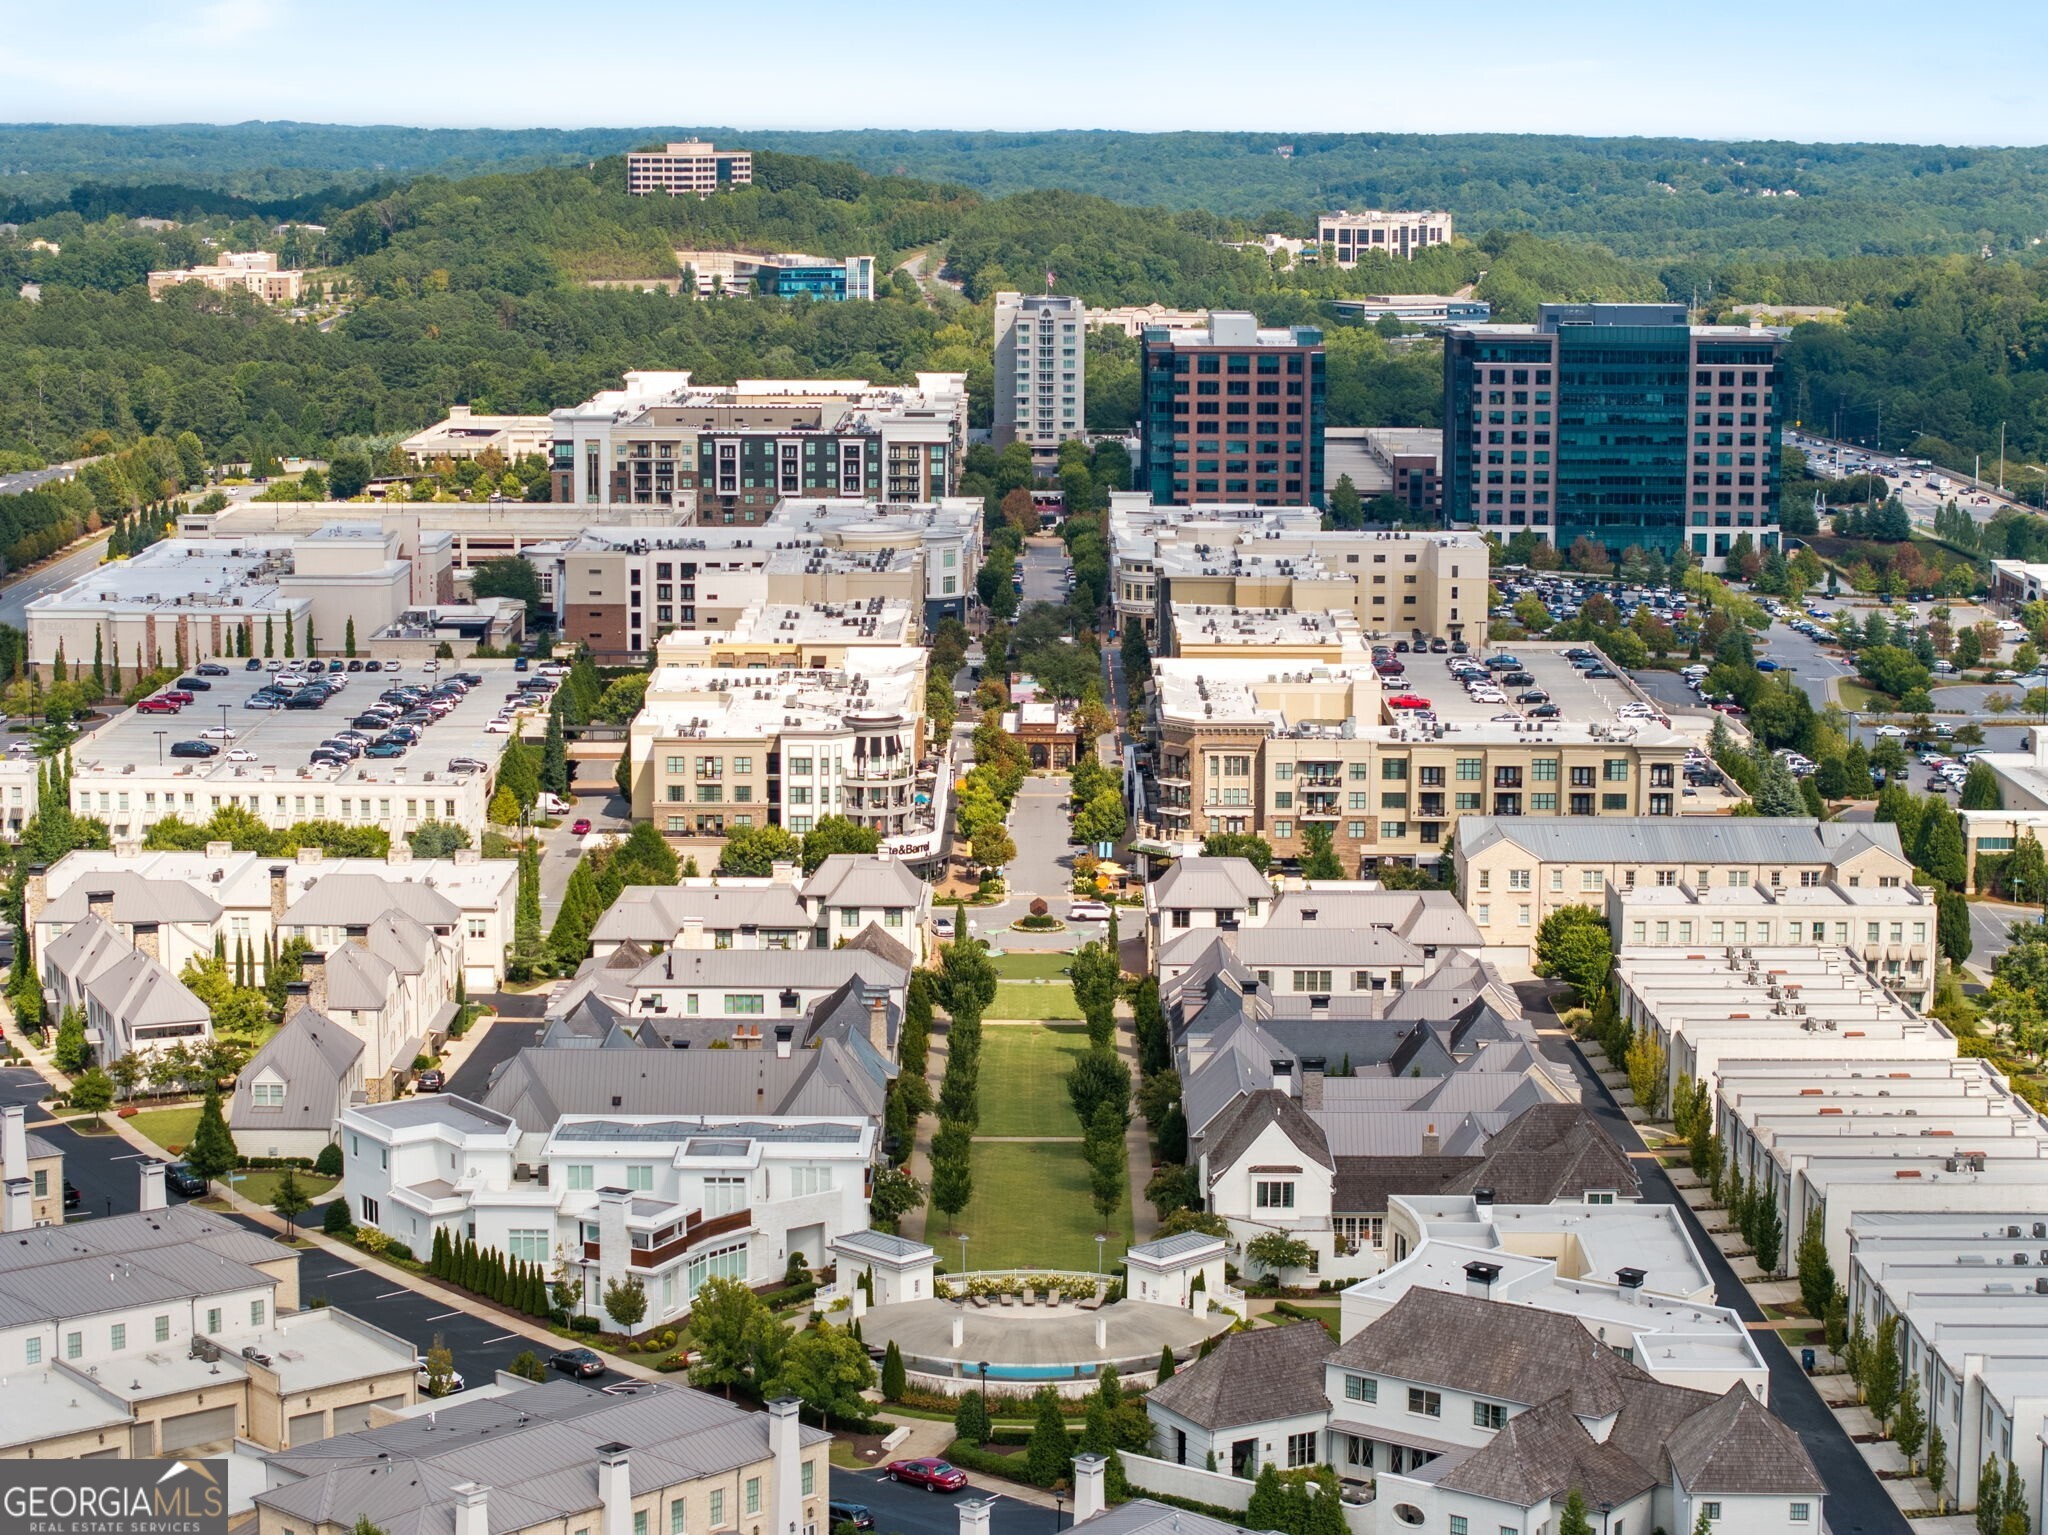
[553,1119,862,1145]
[232,1011,364,1131]
[484,1042,882,1130]
[1455,813,1905,867]
[801,854,928,911]
[590,882,807,944]
[1150,856,1273,910]
[833,1229,934,1260]
[1128,1231,1223,1263]
[41,871,223,926]
[627,947,904,989]
[281,871,461,928]
[1071,1500,1265,1535]
[353,1094,515,1135]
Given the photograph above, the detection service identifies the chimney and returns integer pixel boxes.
[303,952,328,1017]
[596,1444,632,1535]
[958,1501,994,1535]
[1,1104,26,1182]
[284,981,311,1024]
[139,1161,167,1212]
[1472,1187,1494,1208]
[1616,1267,1647,1299]
[774,1024,794,1060]
[85,889,116,922]
[343,924,370,950]
[269,864,289,923]
[1270,1058,1295,1095]
[22,864,49,940]
[866,986,890,1056]
[768,1396,803,1532]
[1421,1122,1439,1157]
[205,840,234,860]
[770,860,800,886]
[131,921,161,964]
[1463,1260,1501,1299]
[452,1483,489,1535]
[2,1178,30,1234]
[387,841,414,866]
[1072,1454,1108,1525]
[1301,1067,1325,1111]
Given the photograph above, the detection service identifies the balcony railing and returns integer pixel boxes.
[580,1207,754,1269]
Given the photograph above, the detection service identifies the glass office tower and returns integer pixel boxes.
[1444,303,1782,569]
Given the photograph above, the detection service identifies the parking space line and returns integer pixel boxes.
[374,1289,411,1300]
[425,1310,464,1321]
[477,1332,521,1345]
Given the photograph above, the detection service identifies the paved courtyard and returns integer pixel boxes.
[860,1296,1220,1378]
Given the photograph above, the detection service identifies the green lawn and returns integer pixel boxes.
[976,1026,1089,1137]
[943,1140,1132,1271]
[987,980,1083,1020]
[228,1169,337,1207]
[126,1105,201,1154]
[1836,681,1893,713]
[990,952,1076,981]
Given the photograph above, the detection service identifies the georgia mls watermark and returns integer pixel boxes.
[0,1460,226,1535]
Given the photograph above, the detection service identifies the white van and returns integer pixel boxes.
[536,792,573,816]
[1681,663,1710,679]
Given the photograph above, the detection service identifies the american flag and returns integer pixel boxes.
[1045,270,1057,292]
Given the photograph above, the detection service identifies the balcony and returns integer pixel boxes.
[581,1207,754,1269]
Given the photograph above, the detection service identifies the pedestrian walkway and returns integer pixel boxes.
[1120,1009,1155,1244]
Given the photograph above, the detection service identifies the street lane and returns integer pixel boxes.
[832,1468,1050,1535]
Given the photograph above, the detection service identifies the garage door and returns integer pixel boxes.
[331,1398,404,1435]
[79,1449,122,1460]
[158,1406,236,1452]
[287,1411,325,1447]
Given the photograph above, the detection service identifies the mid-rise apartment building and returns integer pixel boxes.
[1146,659,1689,871]
[1150,527,1488,647]
[146,250,303,303]
[626,649,931,849]
[1443,303,1783,569]
[548,370,968,519]
[1139,314,1326,508]
[1315,209,1454,265]
[624,140,753,196]
[994,291,1087,467]
[1107,496,1322,642]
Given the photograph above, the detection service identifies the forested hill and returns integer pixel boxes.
[9,122,2048,260]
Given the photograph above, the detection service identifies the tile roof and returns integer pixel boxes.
[1437,1102,1640,1203]
[1145,1322,1331,1430]
[1663,1383,1827,1495]
[1329,1289,1653,1416]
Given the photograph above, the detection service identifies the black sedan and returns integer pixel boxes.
[548,1347,607,1379]
[62,1180,81,1210]
[163,1163,208,1196]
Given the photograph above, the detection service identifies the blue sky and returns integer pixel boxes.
[3,0,2045,144]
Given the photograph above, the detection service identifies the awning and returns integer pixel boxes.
[391,1036,426,1074]
[1327,1418,1466,1458]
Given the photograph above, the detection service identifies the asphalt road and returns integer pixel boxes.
[1020,540,1072,609]
[1968,900,2041,982]
[539,793,632,925]
[446,997,547,1099]
[1517,982,1911,1535]
[0,532,111,630]
[0,462,81,499]
[832,1468,1050,1535]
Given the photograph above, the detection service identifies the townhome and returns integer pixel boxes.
[256,1385,829,1535]
[31,842,517,993]
[1146,1290,1822,1534]
[0,1192,415,1459]
[341,1096,875,1334]
[228,993,368,1159]
[0,1104,66,1229]
[37,908,211,1066]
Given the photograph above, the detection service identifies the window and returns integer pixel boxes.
[1292,970,1332,993]
[1256,1181,1295,1209]
[671,1500,687,1535]
[1790,1504,1810,1523]
[709,1493,726,1528]
[1344,1374,1378,1403]
[154,1315,169,1343]
[252,1081,284,1107]
[110,1323,126,1352]
[627,1165,655,1191]
[746,1478,762,1517]
[1508,869,1530,890]
[1286,1431,1317,1468]
[32,1169,46,1197]
[566,1164,595,1191]
[789,1165,835,1197]
[63,1331,81,1360]
[1449,1521,1468,1535]
[706,1176,748,1216]
[358,1197,378,1227]
[508,1229,549,1262]
[1472,1401,1506,1430]
[251,1299,265,1326]
[635,1516,647,1535]
[1407,1388,1441,1418]
[725,994,765,1015]
[1581,870,1604,892]
[1700,1505,1721,1522]
[802,1461,816,1496]
[24,1337,40,1365]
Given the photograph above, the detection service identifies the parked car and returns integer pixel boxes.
[1068,900,1112,921]
[414,1068,445,1093]
[548,1347,607,1379]
[137,697,179,715]
[829,1504,875,1532]
[62,1180,81,1210]
[885,1460,968,1493]
[196,663,230,677]
[1386,693,1432,710]
[416,1360,466,1396]
[570,818,592,835]
[224,748,257,763]
[198,726,236,741]
[170,740,218,758]
[159,690,195,705]
[364,741,407,759]
[175,677,212,691]
[163,1163,207,1196]
[244,658,263,671]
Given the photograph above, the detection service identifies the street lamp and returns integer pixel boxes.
[153,729,167,766]
[957,1233,970,1277]
[978,1360,989,1403]
[1094,1233,1106,1275]
[578,1256,593,1316]
[220,703,231,745]
[1053,1493,1064,1533]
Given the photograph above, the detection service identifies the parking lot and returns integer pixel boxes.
[67,658,536,839]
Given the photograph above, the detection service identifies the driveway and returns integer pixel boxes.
[1517,982,1911,1535]
[832,1468,1052,1535]
[445,994,547,1099]
[968,776,1086,949]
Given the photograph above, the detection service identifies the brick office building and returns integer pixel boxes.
[1139,314,1326,509]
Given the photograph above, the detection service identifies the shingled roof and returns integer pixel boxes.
[1434,1394,1660,1507]
[1201,1089,1333,1180]
[1145,1322,1331,1431]
[1664,1383,1827,1495]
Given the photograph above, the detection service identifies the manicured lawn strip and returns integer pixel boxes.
[976,1025,1089,1137]
[990,952,1077,981]
[946,1141,1132,1272]
[987,980,1083,1020]
[126,1105,200,1154]
[227,1169,337,1206]
[1836,681,1893,713]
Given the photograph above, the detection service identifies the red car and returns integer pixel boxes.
[159,690,195,706]
[571,818,592,835]
[137,697,180,714]
[885,1459,968,1493]
[1386,694,1432,710]
[1709,702,1747,716]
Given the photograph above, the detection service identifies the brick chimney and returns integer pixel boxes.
[1301,1067,1325,1111]
[343,924,369,950]
[85,889,116,922]
[284,980,311,1024]
[865,985,890,1056]
[21,865,49,940]
[302,952,328,1016]
[268,864,289,923]
[131,921,161,964]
